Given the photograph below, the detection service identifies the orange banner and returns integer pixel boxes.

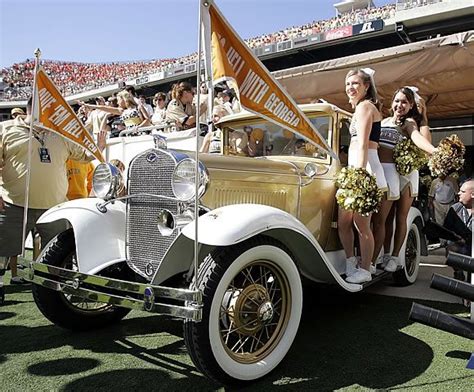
[34,67,104,162]
[204,1,334,159]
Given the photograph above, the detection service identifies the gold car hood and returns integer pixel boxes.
[199,154,301,216]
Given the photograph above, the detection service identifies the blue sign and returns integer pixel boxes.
[353,19,384,35]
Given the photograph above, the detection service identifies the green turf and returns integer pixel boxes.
[0,274,472,391]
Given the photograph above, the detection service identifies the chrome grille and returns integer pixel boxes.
[126,149,178,280]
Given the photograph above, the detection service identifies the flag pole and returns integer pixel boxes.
[193,0,205,287]
[201,0,214,131]
[21,48,41,258]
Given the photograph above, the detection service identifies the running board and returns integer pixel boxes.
[341,268,391,289]
[362,270,391,288]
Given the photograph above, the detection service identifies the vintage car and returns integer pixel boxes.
[21,103,427,385]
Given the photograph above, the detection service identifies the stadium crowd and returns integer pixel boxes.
[246,3,395,48]
[1,3,396,102]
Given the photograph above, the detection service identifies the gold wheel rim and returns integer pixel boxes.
[219,260,291,364]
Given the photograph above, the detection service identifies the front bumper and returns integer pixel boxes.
[19,259,202,321]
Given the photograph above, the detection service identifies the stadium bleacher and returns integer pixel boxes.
[1,0,470,109]
[0,3,396,102]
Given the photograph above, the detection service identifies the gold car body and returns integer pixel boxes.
[200,103,352,252]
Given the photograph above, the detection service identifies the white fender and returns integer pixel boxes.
[182,204,311,245]
[179,204,362,292]
[407,206,423,228]
[36,198,126,274]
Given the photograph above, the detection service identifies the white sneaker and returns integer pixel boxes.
[384,256,402,272]
[346,268,372,284]
[377,254,391,268]
[370,264,377,275]
[345,256,358,277]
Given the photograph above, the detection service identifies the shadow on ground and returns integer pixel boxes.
[28,358,102,376]
[6,283,33,294]
[0,283,469,391]
[225,285,467,391]
[60,368,215,391]
[0,314,184,356]
[0,311,16,321]
[445,350,471,360]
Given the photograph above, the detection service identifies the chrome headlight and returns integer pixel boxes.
[172,159,209,201]
[92,163,124,200]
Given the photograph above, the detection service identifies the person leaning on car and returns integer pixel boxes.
[0,97,105,304]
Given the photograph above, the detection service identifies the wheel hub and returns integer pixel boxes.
[258,301,274,322]
[226,284,273,335]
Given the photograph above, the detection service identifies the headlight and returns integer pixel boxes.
[172,159,209,201]
[92,163,124,200]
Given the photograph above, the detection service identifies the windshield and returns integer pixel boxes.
[223,115,332,159]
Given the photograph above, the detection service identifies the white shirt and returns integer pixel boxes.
[429,177,458,204]
[144,103,154,118]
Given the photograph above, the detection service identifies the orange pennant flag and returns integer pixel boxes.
[202,0,335,159]
[34,66,104,162]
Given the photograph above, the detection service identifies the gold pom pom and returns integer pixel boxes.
[428,134,465,177]
[335,167,383,216]
[393,138,428,176]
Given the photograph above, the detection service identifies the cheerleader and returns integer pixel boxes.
[372,87,435,272]
[338,68,387,284]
